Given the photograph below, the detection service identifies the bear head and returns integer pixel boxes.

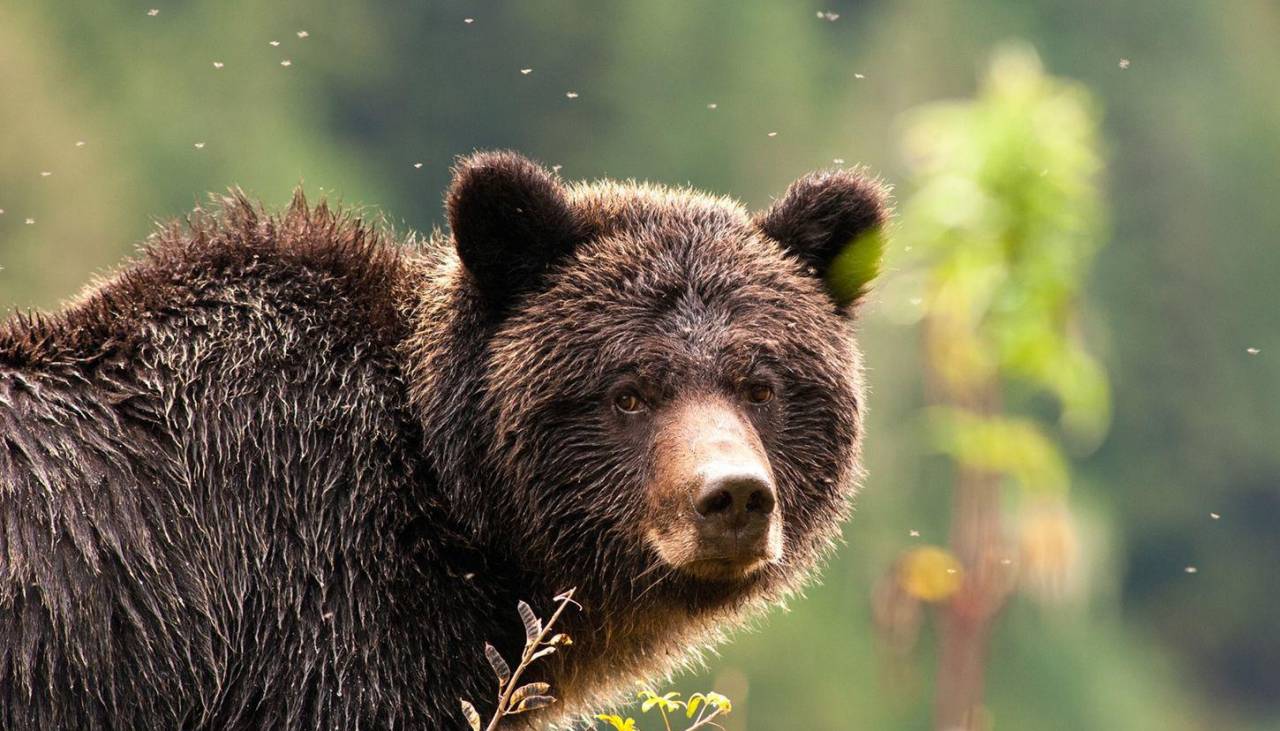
[406,149,888,686]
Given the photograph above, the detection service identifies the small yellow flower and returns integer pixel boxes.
[637,689,683,713]
[686,691,732,717]
[595,714,636,730]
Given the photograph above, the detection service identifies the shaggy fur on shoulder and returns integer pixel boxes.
[0,153,889,729]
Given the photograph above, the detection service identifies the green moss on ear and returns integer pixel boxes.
[825,227,886,307]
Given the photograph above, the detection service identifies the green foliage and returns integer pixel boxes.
[896,44,1110,486]
[597,689,732,731]
[927,407,1070,496]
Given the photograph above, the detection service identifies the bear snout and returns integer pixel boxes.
[647,398,784,579]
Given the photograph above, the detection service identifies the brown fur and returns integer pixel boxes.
[0,151,888,729]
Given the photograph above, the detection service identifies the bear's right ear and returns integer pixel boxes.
[754,168,891,310]
[447,150,586,307]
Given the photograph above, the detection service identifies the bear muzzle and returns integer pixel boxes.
[647,398,784,580]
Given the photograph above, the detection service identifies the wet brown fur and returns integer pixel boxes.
[0,151,889,729]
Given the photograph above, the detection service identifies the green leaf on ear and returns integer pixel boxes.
[825,227,886,307]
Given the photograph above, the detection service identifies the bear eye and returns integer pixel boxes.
[744,382,775,405]
[614,390,647,414]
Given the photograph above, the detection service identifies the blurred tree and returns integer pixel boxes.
[878,45,1108,730]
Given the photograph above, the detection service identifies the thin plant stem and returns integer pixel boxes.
[685,708,725,730]
[483,590,577,731]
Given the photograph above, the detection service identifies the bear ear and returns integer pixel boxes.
[754,168,891,309]
[447,150,586,306]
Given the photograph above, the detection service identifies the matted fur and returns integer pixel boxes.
[0,153,888,729]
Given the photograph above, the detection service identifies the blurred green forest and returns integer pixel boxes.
[2,2,1278,729]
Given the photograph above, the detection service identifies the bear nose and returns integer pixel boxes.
[694,473,776,529]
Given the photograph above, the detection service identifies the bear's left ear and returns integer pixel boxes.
[447,150,588,308]
[754,168,891,309]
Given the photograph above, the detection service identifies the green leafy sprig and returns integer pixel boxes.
[597,689,732,731]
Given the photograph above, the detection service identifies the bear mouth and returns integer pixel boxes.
[678,554,773,582]
[645,518,785,584]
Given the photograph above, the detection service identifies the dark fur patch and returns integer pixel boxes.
[446,150,588,309]
[0,191,408,370]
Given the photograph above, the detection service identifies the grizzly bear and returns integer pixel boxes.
[0,151,888,729]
